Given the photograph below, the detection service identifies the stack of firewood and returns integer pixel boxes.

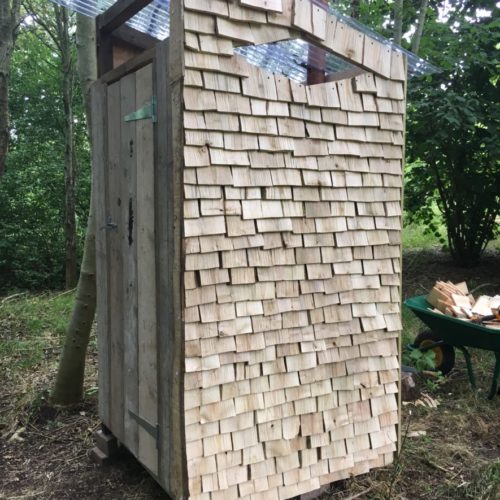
[427,281,500,328]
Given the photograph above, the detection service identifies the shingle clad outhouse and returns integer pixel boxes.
[60,0,435,497]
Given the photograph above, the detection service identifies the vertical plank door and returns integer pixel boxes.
[121,69,139,459]
[94,57,158,476]
[106,79,126,443]
[135,63,159,475]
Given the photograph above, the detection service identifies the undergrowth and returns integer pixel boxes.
[0,291,76,435]
[0,291,74,371]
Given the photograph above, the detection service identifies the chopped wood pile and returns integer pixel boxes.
[427,281,500,328]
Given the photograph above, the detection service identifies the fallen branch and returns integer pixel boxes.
[423,458,450,474]
[1,291,28,303]
[471,283,496,295]
[48,288,77,301]
[343,487,373,500]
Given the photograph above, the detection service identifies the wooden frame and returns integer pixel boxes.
[93,34,187,496]
[98,0,153,33]
[96,0,158,76]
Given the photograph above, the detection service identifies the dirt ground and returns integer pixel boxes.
[1,249,499,500]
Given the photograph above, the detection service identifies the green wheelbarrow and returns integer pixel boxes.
[404,295,500,400]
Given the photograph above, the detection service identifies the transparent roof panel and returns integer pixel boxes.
[236,39,358,84]
[51,0,171,39]
[50,0,438,78]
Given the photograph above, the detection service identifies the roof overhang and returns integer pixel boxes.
[49,0,438,79]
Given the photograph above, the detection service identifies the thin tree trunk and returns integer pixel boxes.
[0,0,21,179]
[411,0,429,54]
[52,13,97,406]
[394,0,404,45]
[55,6,78,289]
[76,14,97,126]
[350,0,360,19]
[52,190,96,404]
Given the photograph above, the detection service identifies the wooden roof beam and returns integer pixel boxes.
[98,0,154,33]
[112,24,158,49]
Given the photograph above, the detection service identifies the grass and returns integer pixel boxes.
[402,222,500,252]
[402,223,442,250]
[0,291,78,437]
[0,290,74,371]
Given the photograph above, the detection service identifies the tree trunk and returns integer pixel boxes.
[51,192,96,404]
[55,6,78,289]
[51,13,97,406]
[394,0,404,46]
[350,0,361,19]
[76,14,97,126]
[0,0,21,179]
[411,0,429,55]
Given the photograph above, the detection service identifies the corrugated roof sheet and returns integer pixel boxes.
[236,39,358,84]
[53,0,171,39]
[50,0,438,79]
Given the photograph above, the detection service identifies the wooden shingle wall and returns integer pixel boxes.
[180,1,405,498]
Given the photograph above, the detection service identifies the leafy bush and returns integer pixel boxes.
[406,14,500,265]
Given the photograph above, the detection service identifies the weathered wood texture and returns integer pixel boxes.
[98,0,153,33]
[106,79,125,442]
[96,0,157,77]
[121,69,139,459]
[94,51,164,476]
[92,82,110,428]
[156,8,189,493]
[136,63,158,474]
[180,1,405,499]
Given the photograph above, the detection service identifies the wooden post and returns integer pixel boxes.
[307,0,328,85]
[96,27,114,78]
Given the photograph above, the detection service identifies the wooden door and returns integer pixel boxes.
[92,58,158,476]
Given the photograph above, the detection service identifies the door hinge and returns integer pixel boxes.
[124,96,157,123]
[128,409,159,444]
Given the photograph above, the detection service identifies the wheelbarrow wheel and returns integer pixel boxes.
[414,330,455,375]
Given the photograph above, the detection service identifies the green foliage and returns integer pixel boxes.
[402,329,446,391]
[406,6,500,265]
[0,10,90,292]
[333,1,500,265]
[0,291,74,372]
[403,223,435,249]
[330,0,392,32]
[408,347,437,371]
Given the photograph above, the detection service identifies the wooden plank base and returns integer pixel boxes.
[90,446,113,466]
